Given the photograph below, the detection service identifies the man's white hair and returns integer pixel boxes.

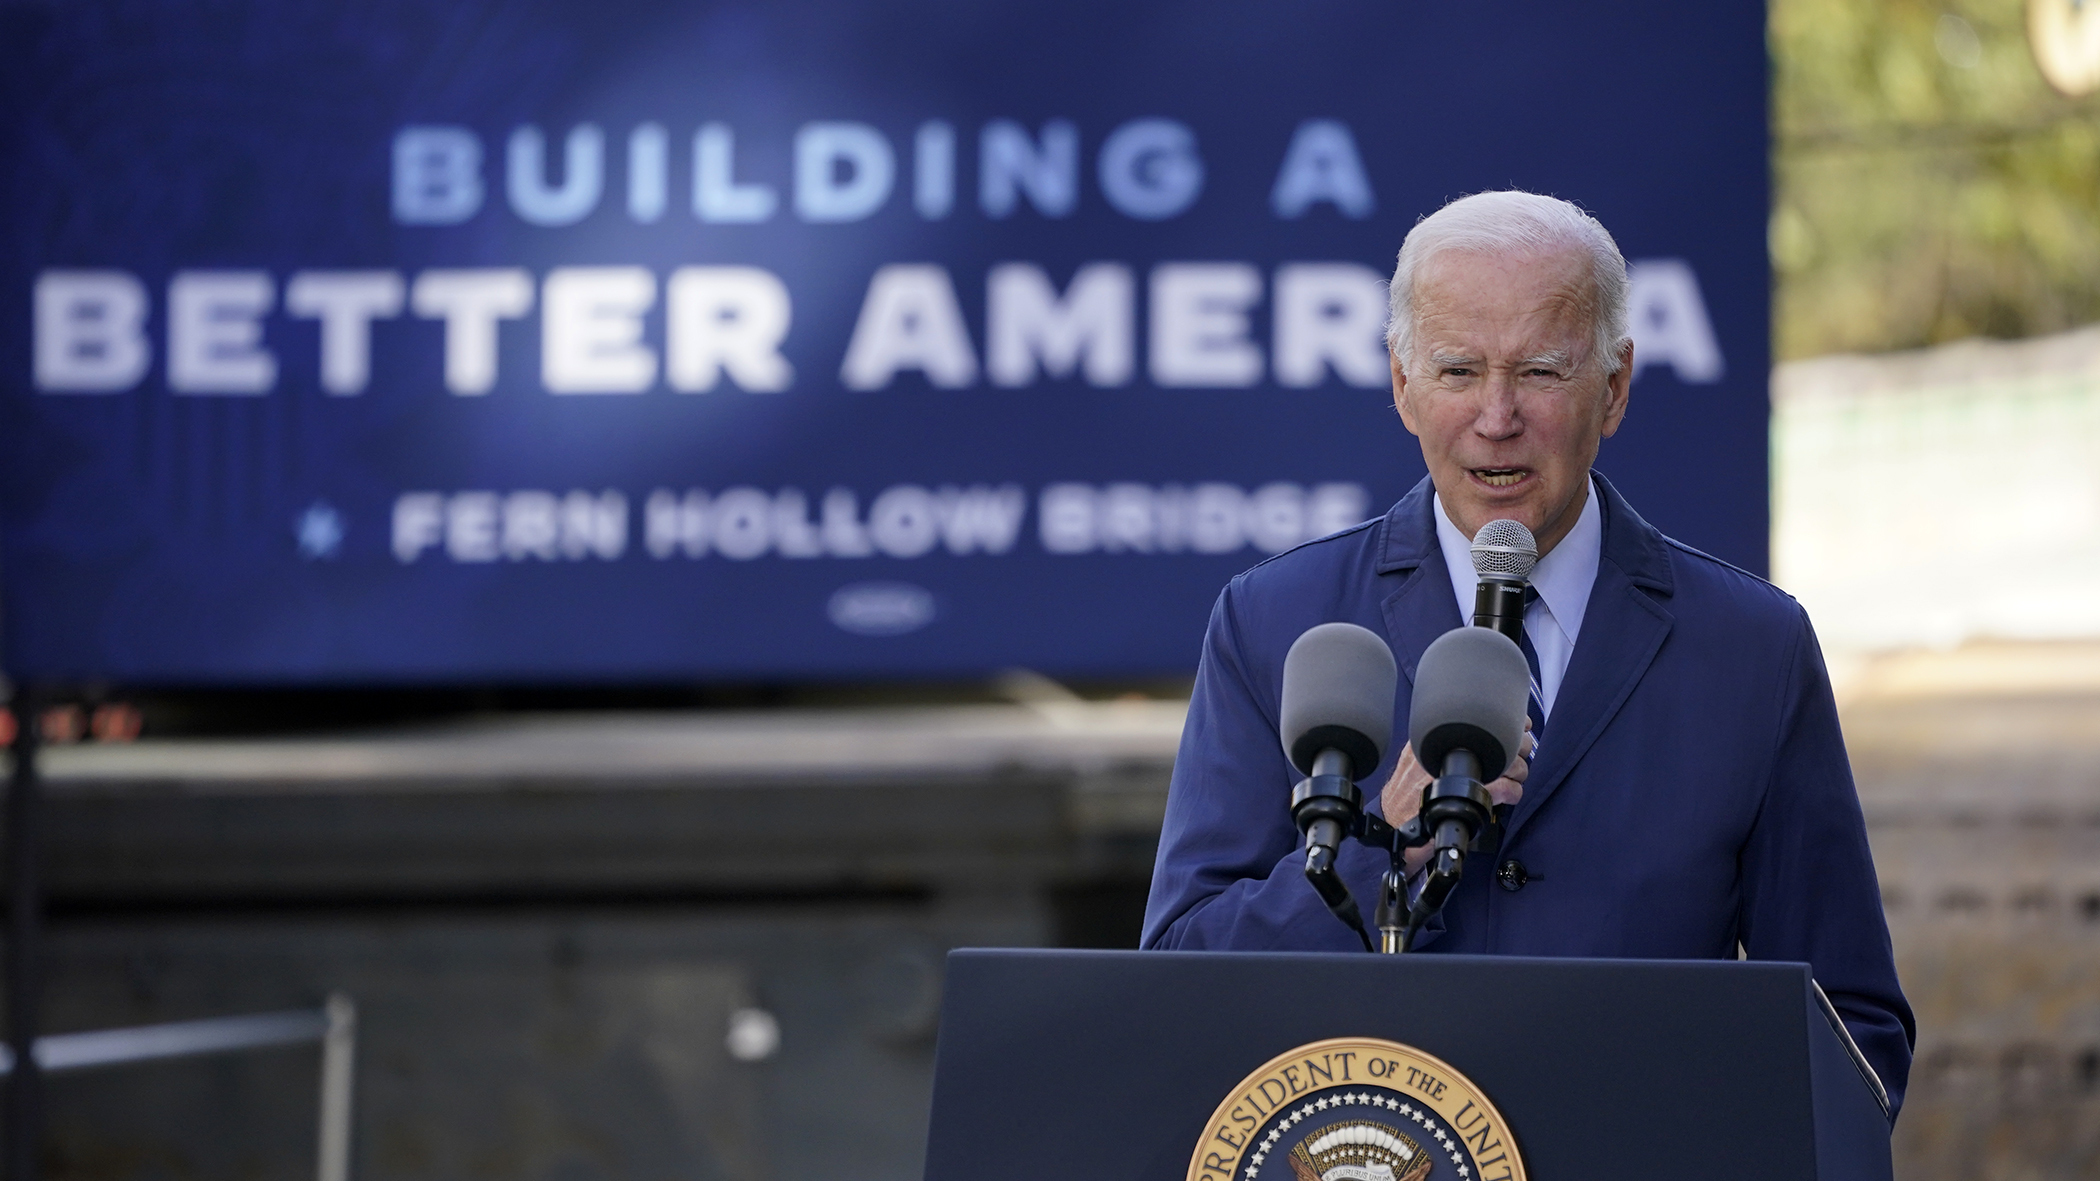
[1385,190,1631,375]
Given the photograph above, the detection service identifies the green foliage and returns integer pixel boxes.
[1773,0,2100,359]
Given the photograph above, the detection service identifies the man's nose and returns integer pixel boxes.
[1474,375,1522,438]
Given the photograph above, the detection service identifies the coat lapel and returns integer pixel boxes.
[1374,477,1463,689]
[1503,474,1676,843]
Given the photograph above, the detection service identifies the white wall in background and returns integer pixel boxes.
[1773,327,2100,652]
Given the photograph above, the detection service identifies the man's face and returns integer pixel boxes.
[1391,246,1632,557]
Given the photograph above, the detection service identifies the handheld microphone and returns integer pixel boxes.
[1467,518,1538,848]
[1280,622,1397,947]
[1468,519,1537,643]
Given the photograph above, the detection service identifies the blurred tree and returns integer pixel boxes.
[1773,0,2100,359]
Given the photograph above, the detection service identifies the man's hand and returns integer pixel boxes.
[1379,721,1533,874]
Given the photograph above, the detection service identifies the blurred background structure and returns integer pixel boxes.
[1774,0,2100,358]
[3,1,2099,1180]
[23,699,1183,1181]
[1769,0,2100,1173]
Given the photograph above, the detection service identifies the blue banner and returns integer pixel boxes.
[0,0,1767,683]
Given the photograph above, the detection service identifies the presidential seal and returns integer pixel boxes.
[1187,1038,1524,1181]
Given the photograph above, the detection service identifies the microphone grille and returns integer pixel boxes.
[1470,519,1538,581]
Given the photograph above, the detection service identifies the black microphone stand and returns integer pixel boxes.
[1291,748,1495,954]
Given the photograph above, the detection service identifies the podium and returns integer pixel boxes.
[924,950,1890,1181]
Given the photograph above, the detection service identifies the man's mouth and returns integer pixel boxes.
[1470,468,1530,488]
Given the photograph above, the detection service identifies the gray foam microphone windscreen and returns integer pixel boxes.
[1280,622,1397,779]
[1408,626,1530,778]
[1470,518,1538,582]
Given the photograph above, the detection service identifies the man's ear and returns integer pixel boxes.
[1599,340,1633,438]
[1390,349,1420,435]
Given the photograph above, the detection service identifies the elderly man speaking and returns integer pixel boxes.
[1140,191,1914,1116]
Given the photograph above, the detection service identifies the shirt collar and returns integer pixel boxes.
[1431,475,1605,639]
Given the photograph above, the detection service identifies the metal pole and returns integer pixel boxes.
[316,993,356,1181]
[5,689,43,1181]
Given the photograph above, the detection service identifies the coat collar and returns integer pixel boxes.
[1373,475,1440,576]
[1374,471,1677,844]
[1376,471,1673,593]
[1374,478,1462,688]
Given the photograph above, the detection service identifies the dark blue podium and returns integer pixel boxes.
[924,950,1890,1181]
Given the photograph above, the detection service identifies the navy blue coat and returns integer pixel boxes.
[1142,473,1915,1116]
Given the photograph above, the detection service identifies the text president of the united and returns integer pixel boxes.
[1139,190,1915,1117]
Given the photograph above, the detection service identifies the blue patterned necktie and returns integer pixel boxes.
[1519,586,1547,752]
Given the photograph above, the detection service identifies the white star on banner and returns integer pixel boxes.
[295,502,345,560]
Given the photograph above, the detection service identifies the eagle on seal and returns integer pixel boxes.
[1286,1120,1432,1181]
